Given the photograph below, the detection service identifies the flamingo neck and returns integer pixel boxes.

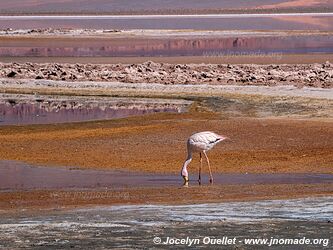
[181,153,192,177]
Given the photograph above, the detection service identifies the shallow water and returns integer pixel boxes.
[0,197,332,248]
[1,160,332,191]
[0,94,190,125]
[1,34,333,57]
[1,15,333,31]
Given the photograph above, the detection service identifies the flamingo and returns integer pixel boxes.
[181,131,228,186]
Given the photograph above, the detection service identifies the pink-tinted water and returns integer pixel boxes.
[1,35,333,57]
[1,160,332,191]
[0,95,188,125]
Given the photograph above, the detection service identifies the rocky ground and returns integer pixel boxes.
[1,61,333,88]
[0,28,122,36]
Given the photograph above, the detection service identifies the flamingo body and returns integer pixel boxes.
[181,131,228,186]
[188,131,225,153]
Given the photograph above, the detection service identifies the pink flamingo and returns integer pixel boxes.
[181,131,228,186]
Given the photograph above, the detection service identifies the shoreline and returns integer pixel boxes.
[1,12,333,18]
[1,54,333,65]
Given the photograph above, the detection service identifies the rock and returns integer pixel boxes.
[7,71,17,78]
[48,71,58,77]
[268,70,280,76]
[323,61,332,68]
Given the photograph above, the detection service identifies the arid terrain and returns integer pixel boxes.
[1,61,333,88]
[0,2,332,248]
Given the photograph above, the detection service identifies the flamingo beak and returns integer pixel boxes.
[183,176,189,186]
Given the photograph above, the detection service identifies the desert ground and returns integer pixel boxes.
[0,2,332,248]
[0,29,332,215]
[0,76,332,247]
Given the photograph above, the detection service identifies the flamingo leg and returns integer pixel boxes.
[203,151,213,184]
[198,152,202,185]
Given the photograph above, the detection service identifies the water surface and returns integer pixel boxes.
[0,94,190,125]
[1,160,332,191]
[1,34,333,57]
